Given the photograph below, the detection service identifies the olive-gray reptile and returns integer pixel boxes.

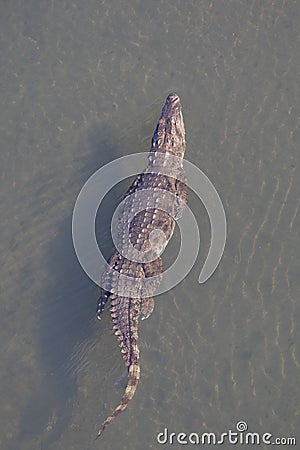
[96,92,187,437]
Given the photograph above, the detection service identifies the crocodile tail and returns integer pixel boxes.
[97,362,140,438]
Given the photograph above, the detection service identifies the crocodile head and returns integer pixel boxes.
[151,92,186,158]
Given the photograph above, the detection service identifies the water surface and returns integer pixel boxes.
[0,1,299,449]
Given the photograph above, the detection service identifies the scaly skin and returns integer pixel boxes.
[96,92,187,437]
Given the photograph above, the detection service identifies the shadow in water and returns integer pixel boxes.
[16,118,133,448]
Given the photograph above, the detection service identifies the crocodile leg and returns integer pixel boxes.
[140,297,155,320]
[96,289,110,319]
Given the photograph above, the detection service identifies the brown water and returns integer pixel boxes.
[0,1,299,449]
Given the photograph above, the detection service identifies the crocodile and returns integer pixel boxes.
[96,92,188,437]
